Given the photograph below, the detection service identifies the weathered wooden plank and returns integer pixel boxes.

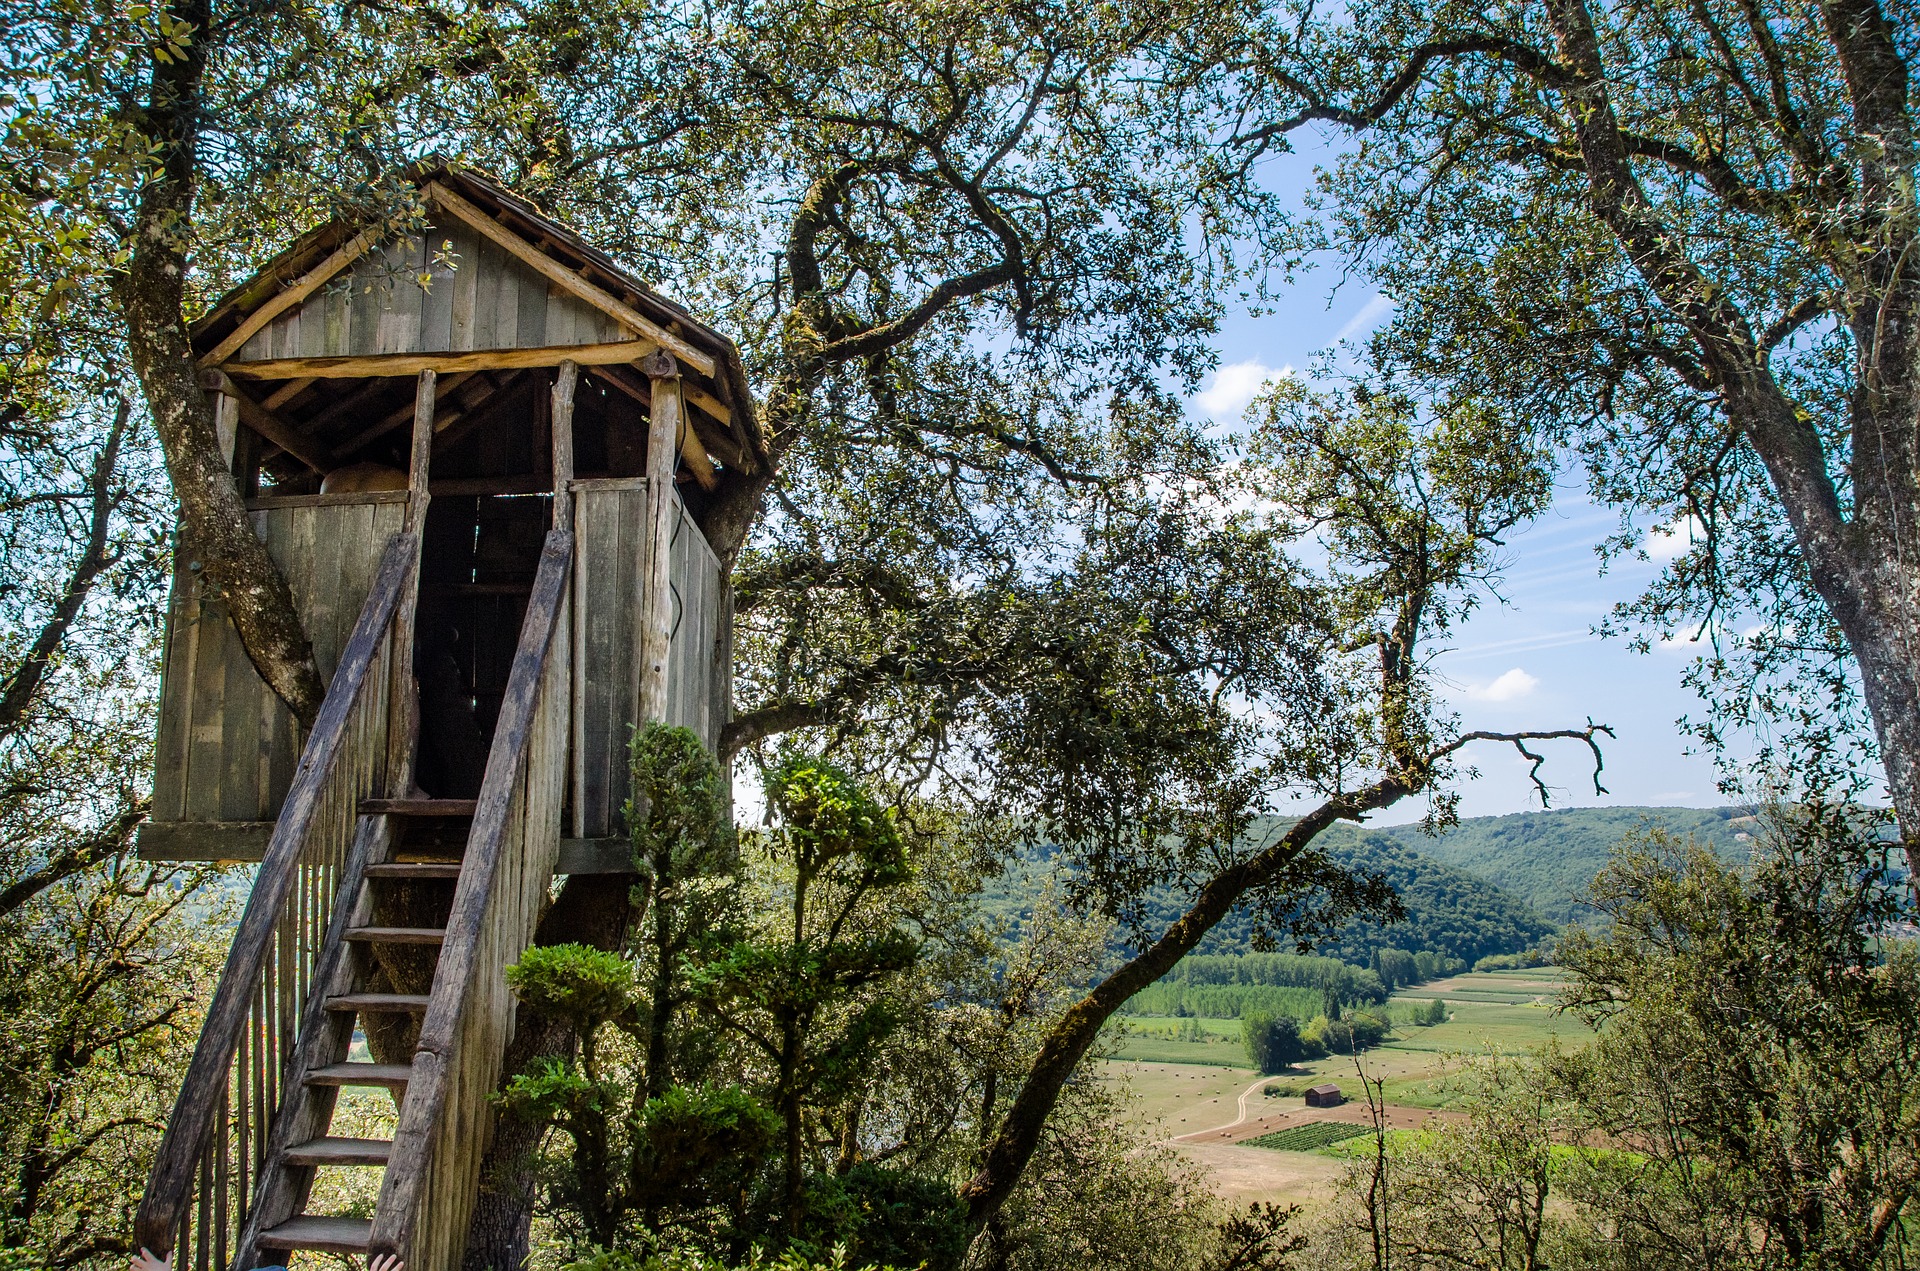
[136,821,274,861]
[184,592,231,821]
[203,227,382,366]
[419,227,457,351]
[544,285,577,347]
[375,239,426,355]
[488,238,519,350]
[448,226,479,352]
[220,612,265,820]
[298,290,328,358]
[514,269,549,347]
[222,338,659,380]
[423,182,715,375]
[246,491,410,510]
[638,364,683,724]
[152,554,197,822]
[321,281,351,357]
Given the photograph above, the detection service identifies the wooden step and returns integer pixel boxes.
[361,797,477,817]
[326,992,432,1014]
[345,925,447,944]
[257,1215,372,1252]
[365,861,464,879]
[285,1135,393,1167]
[306,1062,412,1089]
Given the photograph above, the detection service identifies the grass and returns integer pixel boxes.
[1243,1122,1372,1152]
[1108,970,1593,1109]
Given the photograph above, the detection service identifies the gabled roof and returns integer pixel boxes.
[191,163,764,475]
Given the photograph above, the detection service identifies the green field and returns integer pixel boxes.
[1243,1122,1372,1152]
[1109,970,1592,1108]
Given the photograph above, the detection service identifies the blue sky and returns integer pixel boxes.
[1187,138,1733,822]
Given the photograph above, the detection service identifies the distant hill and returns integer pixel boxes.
[1159,821,1556,964]
[977,805,1758,971]
[1367,805,1753,925]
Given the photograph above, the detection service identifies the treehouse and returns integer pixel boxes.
[132,166,764,1271]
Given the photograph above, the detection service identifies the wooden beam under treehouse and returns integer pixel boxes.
[220,338,662,380]
[199,369,337,471]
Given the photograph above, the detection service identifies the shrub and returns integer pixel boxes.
[1244,1012,1310,1073]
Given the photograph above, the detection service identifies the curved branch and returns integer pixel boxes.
[0,398,132,743]
[1436,721,1615,805]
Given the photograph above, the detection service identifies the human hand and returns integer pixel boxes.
[370,1254,405,1271]
[132,1249,171,1271]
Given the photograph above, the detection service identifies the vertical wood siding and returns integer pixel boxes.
[568,477,724,838]
[152,495,408,828]
[234,225,625,362]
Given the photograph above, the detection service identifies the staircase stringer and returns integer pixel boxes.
[232,812,395,1266]
[371,529,574,1270]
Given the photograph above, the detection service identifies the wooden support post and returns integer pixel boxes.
[406,370,436,533]
[214,391,239,469]
[551,360,578,531]
[553,361,584,837]
[387,369,437,794]
[638,351,681,724]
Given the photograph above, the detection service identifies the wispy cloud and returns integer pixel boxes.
[1462,667,1540,702]
[1194,359,1291,422]
[1331,294,1394,345]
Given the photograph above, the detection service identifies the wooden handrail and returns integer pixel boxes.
[370,529,574,1258]
[136,531,419,1255]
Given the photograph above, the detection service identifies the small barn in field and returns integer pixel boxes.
[134,165,763,1271]
[1305,1083,1345,1108]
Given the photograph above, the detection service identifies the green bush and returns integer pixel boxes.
[1243,1012,1310,1073]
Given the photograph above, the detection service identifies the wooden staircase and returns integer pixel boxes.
[241,800,473,1260]
[136,529,575,1271]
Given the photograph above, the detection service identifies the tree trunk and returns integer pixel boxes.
[117,0,325,728]
[462,875,634,1271]
[958,781,1410,1235]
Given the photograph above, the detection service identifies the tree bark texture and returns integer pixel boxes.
[1540,0,1920,872]
[118,0,325,728]
[461,875,634,1270]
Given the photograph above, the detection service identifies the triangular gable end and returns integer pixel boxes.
[230,219,629,364]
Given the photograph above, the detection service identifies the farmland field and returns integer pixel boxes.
[1101,970,1593,1209]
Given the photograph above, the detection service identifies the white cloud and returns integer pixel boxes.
[1331,294,1394,345]
[1194,359,1291,422]
[1463,667,1540,702]
[1646,515,1704,561]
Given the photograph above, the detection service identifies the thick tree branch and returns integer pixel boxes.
[0,399,131,743]
[116,0,326,727]
[1437,723,1615,805]
[0,803,149,921]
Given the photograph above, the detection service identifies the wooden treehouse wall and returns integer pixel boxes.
[142,481,728,860]
[571,476,728,839]
[149,494,408,840]
[234,224,626,363]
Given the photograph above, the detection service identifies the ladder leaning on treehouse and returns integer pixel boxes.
[132,166,762,1271]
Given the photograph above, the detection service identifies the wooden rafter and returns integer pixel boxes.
[200,228,383,367]
[200,370,338,472]
[422,182,717,378]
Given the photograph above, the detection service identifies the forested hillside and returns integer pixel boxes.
[1369,807,1753,924]
[1069,820,1558,967]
